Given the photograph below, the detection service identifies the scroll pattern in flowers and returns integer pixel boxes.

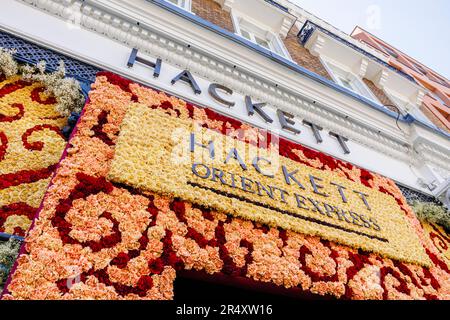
[3,72,449,300]
[422,222,450,270]
[0,75,66,236]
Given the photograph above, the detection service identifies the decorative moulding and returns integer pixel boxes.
[12,0,450,179]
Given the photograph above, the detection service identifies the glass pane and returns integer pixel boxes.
[339,77,353,91]
[378,43,398,58]
[412,62,428,75]
[255,36,270,49]
[167,0,178,5]
[240,29,252,41]
[430,92,449,107]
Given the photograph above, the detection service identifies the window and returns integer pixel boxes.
[409,60,428,76]
[232,14,291,59]
[428,73,450,88]
[165,0,191,11]
[430,91,449,107]
[323,59,380,102]
[377,42,399,59]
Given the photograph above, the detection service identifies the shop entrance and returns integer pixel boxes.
[174,271,331,302]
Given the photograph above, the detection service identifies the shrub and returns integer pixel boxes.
[0,239,21,293]
[411,201,450,233]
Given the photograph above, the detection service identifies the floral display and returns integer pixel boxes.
[421,222,450,270]
[0,74,67,236]
[412,201,450,233]
[3,72,449,300]
[108,104,428,266]
[0,48,85,117]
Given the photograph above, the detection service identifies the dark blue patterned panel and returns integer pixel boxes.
[397,184,439,204]
[264,0,289,13]
[0,31,100,86]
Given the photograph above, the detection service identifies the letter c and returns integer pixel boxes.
[252,157,274,178]
[208,83,235,107]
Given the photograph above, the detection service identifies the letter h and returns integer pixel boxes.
[190,133,215,159]
[127,48,162,78]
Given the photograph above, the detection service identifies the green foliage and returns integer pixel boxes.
[411,201,450,232]
[0,47,85,117]
[0,239,21,293]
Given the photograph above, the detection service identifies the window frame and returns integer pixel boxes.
[375,41,399,59]
[321,57,380,103]
[429,91,449,107]
[230,11,292,60]
[165,0,192,12]
[427,73,450,88]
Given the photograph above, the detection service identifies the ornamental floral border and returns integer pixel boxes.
[0,50,86,238]
[2,72,449,300]
[0,74,68,236]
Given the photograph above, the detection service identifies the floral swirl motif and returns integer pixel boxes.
[0,103,24,122]
[0,79,30,99]
[0,131,7,161]
[0,75,67,236]
[422,222,450,271]
[22,124,65,151]
[30,87,57,105]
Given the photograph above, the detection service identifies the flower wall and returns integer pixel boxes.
[107,104,428,266]
[0,74,67,236]
[422,221,449,271]
[3,72,449,300]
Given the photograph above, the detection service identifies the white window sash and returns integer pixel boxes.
[166,0,191,12]
[230,11,291,60]
[321,58,380,103]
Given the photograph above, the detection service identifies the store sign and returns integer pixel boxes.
[108,106,429,266]
[127,49,352,154]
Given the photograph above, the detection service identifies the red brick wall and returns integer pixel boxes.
[362,79,396,110]
[283,26,331,80]
[191,0,235,32]
[191,1,330,79]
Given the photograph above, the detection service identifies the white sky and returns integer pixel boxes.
[291,0,450,79]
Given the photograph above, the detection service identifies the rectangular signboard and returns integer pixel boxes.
[108,105,429,266]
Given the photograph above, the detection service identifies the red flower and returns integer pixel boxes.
[0,131,7,161]
[148,259,165,275]
[97,71,133,93]
[0,79,31,99]
[111,253,130,269]
[170,200,185,216]
[136,275,153,291]
[91,110,114,146]
[0,103,24,122]
[30,87,57,105]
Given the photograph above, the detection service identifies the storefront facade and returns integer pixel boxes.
[0,0,449,300]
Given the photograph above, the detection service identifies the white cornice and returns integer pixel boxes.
[356,58,369,78]
[214,0,296,39]
[374,69,389,89]
[280,0,391,62]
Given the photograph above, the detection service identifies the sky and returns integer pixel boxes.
[291,0,450,79]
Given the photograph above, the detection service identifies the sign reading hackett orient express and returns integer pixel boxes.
[108,105,430,266]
